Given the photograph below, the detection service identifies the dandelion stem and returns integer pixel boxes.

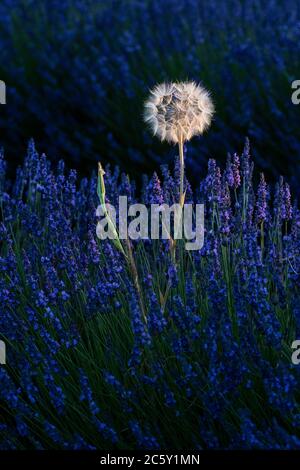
[260,221,264,254]
[178,134,185,207]
[161,135,185,313]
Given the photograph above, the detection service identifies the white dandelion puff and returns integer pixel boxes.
[144,81,214,144]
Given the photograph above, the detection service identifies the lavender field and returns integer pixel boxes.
[0,137,300,449]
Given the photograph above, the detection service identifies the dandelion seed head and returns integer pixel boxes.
[144,81,214,144]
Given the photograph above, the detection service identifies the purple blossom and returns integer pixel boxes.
[256,173,268,223]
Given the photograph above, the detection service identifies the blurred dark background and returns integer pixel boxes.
[0,0,299,193]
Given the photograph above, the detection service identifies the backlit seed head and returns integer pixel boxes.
[144,81,214,144]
